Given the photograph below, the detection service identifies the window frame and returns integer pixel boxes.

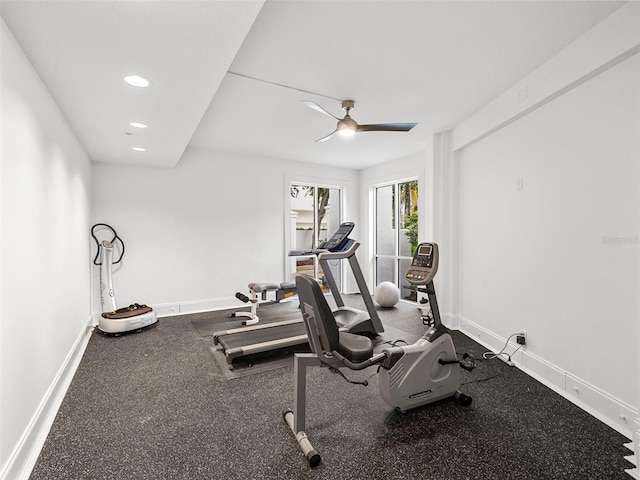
[285,176,347,287]
[373,177,419,299]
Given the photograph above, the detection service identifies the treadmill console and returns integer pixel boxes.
[406,242,439,285]
[315,222,355,252]
[289,222,356,257]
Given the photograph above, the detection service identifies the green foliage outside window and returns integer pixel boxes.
[400,180,419,256]
[403,210,419,256]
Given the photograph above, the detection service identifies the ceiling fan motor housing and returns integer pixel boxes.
[341,99,355,112]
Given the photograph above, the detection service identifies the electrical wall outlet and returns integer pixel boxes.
[517,330,527,346]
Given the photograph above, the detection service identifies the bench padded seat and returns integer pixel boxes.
[248,282,280,293]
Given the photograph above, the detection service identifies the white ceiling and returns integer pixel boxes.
[1,0,625,170]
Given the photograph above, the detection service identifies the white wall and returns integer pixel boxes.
[0,19,92,479]
[90,147,359,315]
[461,50,639,407]
[446,3,639,438]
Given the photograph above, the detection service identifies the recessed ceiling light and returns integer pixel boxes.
[124,75,150,87]
[129,122,148,129]
[132,147,146,152]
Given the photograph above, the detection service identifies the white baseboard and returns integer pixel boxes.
[0,317,94,480]
[93,297,240,319]
[153,296,239,317]
[456,315,638,439]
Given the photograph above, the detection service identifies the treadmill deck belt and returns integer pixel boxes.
[216,321,308,362]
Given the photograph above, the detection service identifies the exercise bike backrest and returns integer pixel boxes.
[295,274,384,370]
[295,274,341,355]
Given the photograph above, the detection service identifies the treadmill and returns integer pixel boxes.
[213,223,384,364]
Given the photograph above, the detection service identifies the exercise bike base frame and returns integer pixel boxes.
[283,353,323,467]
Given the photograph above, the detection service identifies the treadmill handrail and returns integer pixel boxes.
[317,241,384,335]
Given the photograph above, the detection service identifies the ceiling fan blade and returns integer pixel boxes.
[316,130,338,143]
[303,101,340,120]
[356,123,417,133]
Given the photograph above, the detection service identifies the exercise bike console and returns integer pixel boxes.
[406,242,439,285]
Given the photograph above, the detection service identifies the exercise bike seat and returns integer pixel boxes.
[337,332,373,363]
[295,275,373,365]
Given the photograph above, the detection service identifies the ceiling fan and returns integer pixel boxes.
[303,99,417,142]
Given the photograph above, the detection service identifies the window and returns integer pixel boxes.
[374,179,419,300]
[289,184,343,291]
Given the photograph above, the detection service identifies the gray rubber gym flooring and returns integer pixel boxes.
[30,296,631,479]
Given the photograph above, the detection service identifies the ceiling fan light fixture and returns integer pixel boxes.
[338,127,356,137]
[337,116,357,137]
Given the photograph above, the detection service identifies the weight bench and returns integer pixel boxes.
[231,281,297,325]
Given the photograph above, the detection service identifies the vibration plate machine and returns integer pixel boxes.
[91,224,158,335]
[284,242,474,467]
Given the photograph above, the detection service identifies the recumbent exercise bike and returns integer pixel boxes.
[283,242,475,467]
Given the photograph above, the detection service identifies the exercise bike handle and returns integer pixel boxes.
[331,350,387,371]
